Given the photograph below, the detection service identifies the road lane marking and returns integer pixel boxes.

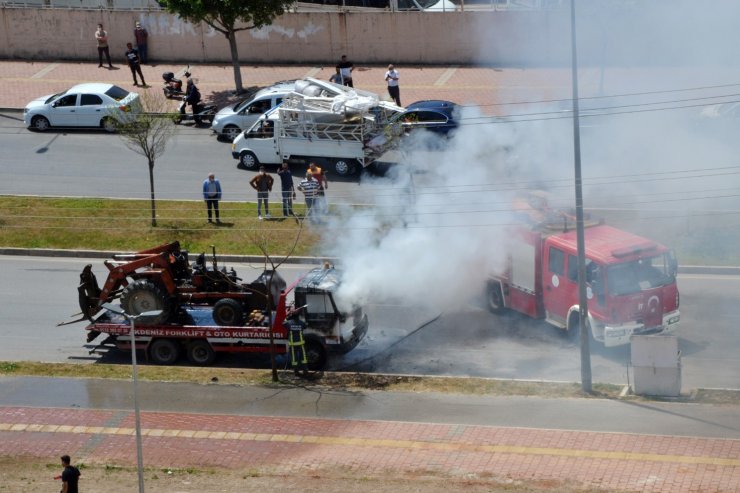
[31,63,60,79]
[304,67,322,78]
[434,67,458,86]
[3,421,739,467]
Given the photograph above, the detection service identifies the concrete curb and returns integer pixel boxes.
[1,247,738,275]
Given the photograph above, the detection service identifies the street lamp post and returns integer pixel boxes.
[101,303,162,493]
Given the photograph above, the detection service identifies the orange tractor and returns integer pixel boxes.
[77,241,285,327]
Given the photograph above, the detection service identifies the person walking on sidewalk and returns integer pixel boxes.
[277,161,296,217]
[133,21,148,64]
[124,43,146,87]
[54,454,81,493]
[202,172,222,224]
[95,23,113,69]
[385,64,401,106]
[250,166,274,220]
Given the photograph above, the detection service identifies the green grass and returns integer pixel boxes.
[2,196,738,265]
[0,196,322,256]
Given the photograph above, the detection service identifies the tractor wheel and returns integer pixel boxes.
[304,338,328,371]
[149,339,180,365]
[186,340,216,366]
[212,298,245,326]
[486,281,507,314]
[120,280,171,325]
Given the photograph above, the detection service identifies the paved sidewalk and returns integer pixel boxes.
[2,376,740,492]
[0,59,578,113]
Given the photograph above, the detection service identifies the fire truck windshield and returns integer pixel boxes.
[606,253,676,296]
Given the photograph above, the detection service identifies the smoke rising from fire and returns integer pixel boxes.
[329,0,740,309]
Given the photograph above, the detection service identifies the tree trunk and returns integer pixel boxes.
[227,31,244,94]
[148,159,157,227]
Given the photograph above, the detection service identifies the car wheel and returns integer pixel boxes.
[223,125,241,142]
[31,116,50,132]
[332,158,358,177]
[101,117,118,133]
[239,151,259,170]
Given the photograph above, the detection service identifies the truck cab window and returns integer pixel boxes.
[548,247,565,276]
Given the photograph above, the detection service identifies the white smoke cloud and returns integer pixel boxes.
[327,0,740,310]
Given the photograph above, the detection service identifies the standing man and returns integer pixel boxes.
[297,172,320,222]
[54,455,81,493]
[385,64,401,106]
[182,76,202,125]
[336,55,354,87]
[133,21,148,64]
[277,161,296,217]
[202,173,222,224]
[308,162,328,214]
[250,166,274,220]
[95,23,113,69]
[124,43,146,87]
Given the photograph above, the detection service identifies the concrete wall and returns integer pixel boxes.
[0,8,574,66]
[0,5,734,67]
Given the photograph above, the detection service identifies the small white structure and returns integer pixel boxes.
[631,335,681,397]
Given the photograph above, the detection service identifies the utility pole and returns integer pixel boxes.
[569,0,592,393]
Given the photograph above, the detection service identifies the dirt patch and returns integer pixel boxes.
[0,457,603,493]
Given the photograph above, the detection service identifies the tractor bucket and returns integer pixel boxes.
[78,264,103,321]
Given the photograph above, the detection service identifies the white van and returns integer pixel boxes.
[210,80,295,141]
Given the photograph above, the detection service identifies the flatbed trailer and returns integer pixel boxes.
[85,267,369,370]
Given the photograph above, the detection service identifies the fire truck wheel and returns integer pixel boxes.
[120,280,172,325]
[565,312,594,343]
[212,298,246,326]
[187,340,216,366]
[149,339,181,365]
[304,338,327,371]
[486,281,507,314]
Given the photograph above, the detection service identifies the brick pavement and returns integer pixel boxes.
[2,406,739,492]
[0,59,587,114]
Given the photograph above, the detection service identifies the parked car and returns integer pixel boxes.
[390,99,460,135]
[210,80,296,141]
[24,83,140,132]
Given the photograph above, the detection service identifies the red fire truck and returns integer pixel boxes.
[486,194,680,347]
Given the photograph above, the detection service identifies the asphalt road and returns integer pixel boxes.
[0,111,383,204]
[3,256,739,390]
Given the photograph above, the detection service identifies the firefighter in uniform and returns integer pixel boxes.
[284,308,308,376]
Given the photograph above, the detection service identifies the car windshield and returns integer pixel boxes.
[234,98,254,112]
[606,253,676,296]
[105,85,130,102]
[45,92,66,104]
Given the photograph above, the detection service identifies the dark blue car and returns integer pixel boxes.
[390,100,459,136]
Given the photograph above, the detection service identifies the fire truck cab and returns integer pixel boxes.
[487,197,680,347]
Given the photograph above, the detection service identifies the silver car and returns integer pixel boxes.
[24,83,140,132]
[211,81,295,141]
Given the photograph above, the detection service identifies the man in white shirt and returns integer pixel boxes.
[385,64,401,106]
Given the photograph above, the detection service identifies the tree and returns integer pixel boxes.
[115,91,178,227]
[159,0,295,94]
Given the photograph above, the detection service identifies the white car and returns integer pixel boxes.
[211,81,296,141]
[24,83,141,132]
